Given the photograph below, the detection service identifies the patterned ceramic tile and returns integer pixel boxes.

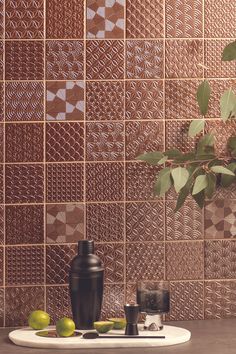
[0,42,3,80]
[0,166,3,204]
[86,203,124,242]
[86,163,124,202]
[5,0,44,39]
[126,0,163,38]
[5,286,44,327]
[47,0,84,39]
[0,288,3,326]
[165,0,203,38]
[166,241,204,280]
[46,122,84,162]
[205,120,236,156]
[5,246,44,286]
[5,82,44,121]
[86,40,124,80]
[6,205,44,245]
[0,0,3,39]
[5,164,44,203]
[5,41,44,80]
[126,40,164,79]
[166,121,200,153]
[0,124,3,162]
[0,247,3,286]
[213,184,236,201]
[0,83,3,121]
[125,121,164,160]
[86,122,124,161]
[46,286,71,324]
[0,206,3,245]
[46,81,84,121]
[46,163,84,203]
[86,81,124,121]
[87,0,124,39]
[46,204,84,243]
[46,41,84,80]
[101,284,125,320]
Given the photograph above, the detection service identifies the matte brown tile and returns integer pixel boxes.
[0,0,3,39]
[101,284,125,320]
[0,247,3,286]
[0,206,3,245]
[0,288,3,326]
[96,243,124,283]
[207,79,236,118]
[213,184,236,201]
[0,83,3,121]
[46,286,71,324]
[0,124,3,162]
[0,165,3,204]
[0,42,4,79]
[165,121,200,153]
[205,120,236,156]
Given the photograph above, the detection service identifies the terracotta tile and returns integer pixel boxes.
[47,0,83,39]
[5,164,44,204]
[86,162,124,202]
[0,247,3,286]
[0,206,3,245]
[125,121,164,160]
[166,241,204,280]
[126,202,164,242]
[86,40,124,80]
[126,0,163,39]
[86,122,124,161]
[86,81,124,121]
[46,163,84,203]
[213,184,236,201]
[46,244,76,284]
[126,242,164,282]
[0,288,3,326]
[101,284,125,320]
[0,42,4,79]
[126,40,164,79]
[46,41,84,80]
[5,123,44,163]
[6,246,44,286]
[46,204,84,243]
[0,165,3,204]
[165,0,203,38]
[125,80,164,120]
[0,0,3,38]
[5,0,44,39]
[165,121,199,153]
[6,205,44,245]
[5,41,44,80]
[0,124,3,162]
[87,0,124,39]
[0,83,4,121]
[5,286,44,327]
[5,82,44,122]
[46,286,71,324]
[205,120,236,156]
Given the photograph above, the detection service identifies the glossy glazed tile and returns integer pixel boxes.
[5,41,44,80]
[86,40,124,80]
[6,205,44,245]
[5,164,44,203]
[101,284,125,320]
[86,163,124,202]
[5,246,44,286]
[5,0,44,39]
[165,121,199,153]
[0,206,3,245]
[87,0,124,39]
[86,81,124,121]
[126,40,164,79]
[46,81,84,121]
[46,204,84,243]
[47,0,83,39]
[46,163,84,203]
[46,286,71,324]
[207,79,236,118]
[46,41,84,80]
[205,120,236,156]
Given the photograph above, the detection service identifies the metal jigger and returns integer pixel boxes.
[124,304,140,335]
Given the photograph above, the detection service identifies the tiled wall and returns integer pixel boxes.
[0,0,236,327]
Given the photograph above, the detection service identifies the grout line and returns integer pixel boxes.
[4,37,236,41]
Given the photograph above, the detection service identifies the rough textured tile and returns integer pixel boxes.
[165,121,200,153]
[86,40,124,80]
[0,247,3,286]
[213,184,236,200]
[0,166,3,204]
[101,284,125,319]
[166,241,204,280]
[46,81,84,121]
[0,206,3,245]
[0,288,4,326]
[46,163,84,203]
[207,79,236,118]
[86,122,124,161]
[0,0,3,38]
[96,243,124,283]
[5,41,44,80]
[46,41,84,80]
[87,0,124,39]
[0,124,3,162]
[46,286,71,324]
[205,120,236,156]
[0,83,3,121]
[0,42,3,80]
[46,204,84,243]
[6,246,44,286]
[6,205,44,245]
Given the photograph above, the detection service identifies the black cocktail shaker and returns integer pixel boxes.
[69,240,104,330]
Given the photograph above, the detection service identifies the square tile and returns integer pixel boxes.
[0,165,3,204]
[165,121,200,153]
[46,41,84,80]
[46,286,71,324]
[207,79,236,118]
[46,163,84,203]
[0,42,4,79]
[86,40,124,80]
[0,288,3,326]
[86,122,124,161]
[0,247,3,285]
[46,81,84,121]
[5,41,44,80]
[0,124,3,162]
[0,0,3,39]
[213,184,236,201]
[96,243,124,283]
[0,206,3,245]
[205,120,236,156]
[101,284,125,320]
[46,122,84,162]
[126,40,164,79]
[46,204,84,243]
[87,0,124,39]
[0,83,3,121]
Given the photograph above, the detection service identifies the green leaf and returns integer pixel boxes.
[157,156,168,165]
[220,88,236,121]
[175,183,191,212]
[173,152,196,163]
[211,165,235,176]
[196,80,211,116]
[188,120,205,138]
[205,173,216,199]
[228,137,236,150]
[221,163,236,187]
[171,167,189,193]
[192,175,208,195]
[231,149,236,158]
[222,41,236,61]
[154,168,172,197]
[197,134,215,155]
[164,149,182,159]
[196,154,215,161]
[136,151,164,165]
[192,190,205,209]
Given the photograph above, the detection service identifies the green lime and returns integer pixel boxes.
[108,318,126,330]
[28,310,50,330]
[56,317,75,337]
[94,321,114,333]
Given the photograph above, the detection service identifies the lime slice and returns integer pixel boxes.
[94,321,114,333]
[108,318,126,330]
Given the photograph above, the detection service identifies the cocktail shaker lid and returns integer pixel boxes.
[78,240,94,255]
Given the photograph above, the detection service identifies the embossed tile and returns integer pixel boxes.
[0,288,3,326]
[166,241,204,280]
[86,40,124,80]
[47,0,84,39]
[46,41,84,80]
[0,165,3,204]
[46,286,71,324]
[101,284,125,319]
[205,120,236,156]
[166,121,200,153]
[6,205,44,245]
[0,206,3,245]
[0,42,3,79]
[46,204,84,243]
[46,163,84,203]
[0,0,3,38]
[0,124,3,162]
[0,83,3,121]
[126,40,164,79]
[207,79,236,118]
[86,163,124,202]
[0,247,3,286]
[5,41,44,80]
[213,184,236,201]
